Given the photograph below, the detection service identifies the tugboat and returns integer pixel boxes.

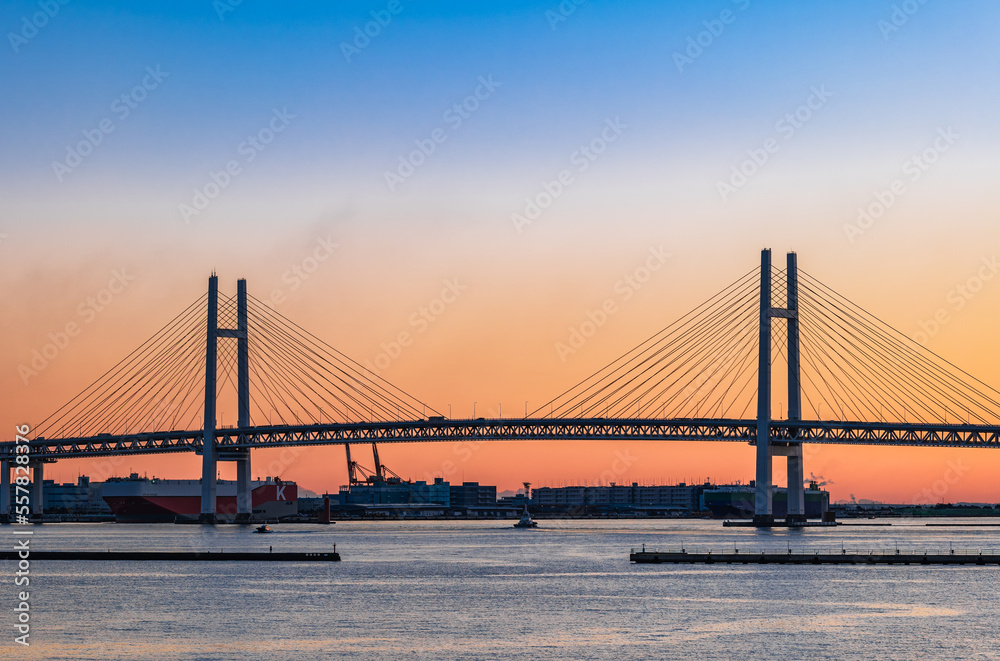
[254,524,273,534]
[513,482,538,528]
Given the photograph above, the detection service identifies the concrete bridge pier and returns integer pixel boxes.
[783,251,806,525]
[200,275,220,524]
[200,275,252,524]
[769,443,806,523]
[753,249,774,526]
[0,460,9,523]
[31,461,45,520]
[786,444,806,523]
[755,250,806,526]
[234,278,252,523]
[235,456,252,523]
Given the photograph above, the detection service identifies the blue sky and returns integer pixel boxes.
[5,0,997,192]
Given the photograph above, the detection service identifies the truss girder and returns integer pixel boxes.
[4,418,1000,461]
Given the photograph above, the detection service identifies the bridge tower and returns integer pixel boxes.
[199,275,252,524]
[754,249,805,526]
[0,463,6,523]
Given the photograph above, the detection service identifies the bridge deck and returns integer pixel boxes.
[3,417,1000,461]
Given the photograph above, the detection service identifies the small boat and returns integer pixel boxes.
[513,504,537,529]
[254,524,273,534]
[513,482,538,528]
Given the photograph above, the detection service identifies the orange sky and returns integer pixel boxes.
[5,232,1000,503]
[4,3,1000,504]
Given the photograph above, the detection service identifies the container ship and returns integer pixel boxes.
[701,481,829,519]
[101,473,298,523]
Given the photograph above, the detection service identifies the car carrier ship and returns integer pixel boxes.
[701,480,829,519]
[101,473,298,522]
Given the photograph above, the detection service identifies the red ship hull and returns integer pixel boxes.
[102,481,297,522]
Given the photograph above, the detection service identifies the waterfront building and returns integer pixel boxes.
[530,482,704,512]
[338,477,452,507]
[449,482,496,508]
[8,476,112,514]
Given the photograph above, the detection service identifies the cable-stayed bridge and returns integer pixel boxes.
[4,250,1000,525]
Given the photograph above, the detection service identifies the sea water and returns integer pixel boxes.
[2,519,999,660]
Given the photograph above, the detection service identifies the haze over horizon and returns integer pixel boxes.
[4,1,1000,503]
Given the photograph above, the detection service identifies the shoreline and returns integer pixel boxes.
[10,512,1000,524]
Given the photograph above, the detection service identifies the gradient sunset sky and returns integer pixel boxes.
[3,1,1000,503]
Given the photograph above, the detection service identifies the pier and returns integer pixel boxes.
[0,549,340,561]
[722,520,838,528]
[630,548,1000,565]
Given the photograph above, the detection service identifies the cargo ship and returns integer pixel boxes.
[101,473,298,523]
[701,481,829,519]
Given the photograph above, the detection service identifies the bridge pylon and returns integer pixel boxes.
[754,249,805,526]
[0,458,54,523]
[199,275,252,524]
[0,462,7,523]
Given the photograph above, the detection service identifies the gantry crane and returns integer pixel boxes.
[344,443,408,485]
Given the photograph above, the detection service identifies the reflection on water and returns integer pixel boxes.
[2,519,998,660]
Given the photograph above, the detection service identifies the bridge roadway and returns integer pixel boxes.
[3,418,1000,461]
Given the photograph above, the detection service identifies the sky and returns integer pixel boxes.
[2,0,1000,503]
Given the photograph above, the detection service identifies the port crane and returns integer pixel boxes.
[344,443,407,485]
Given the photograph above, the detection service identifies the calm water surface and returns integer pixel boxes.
[3,519,999,660]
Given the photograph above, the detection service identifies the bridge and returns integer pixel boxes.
[4,249,1000,525]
